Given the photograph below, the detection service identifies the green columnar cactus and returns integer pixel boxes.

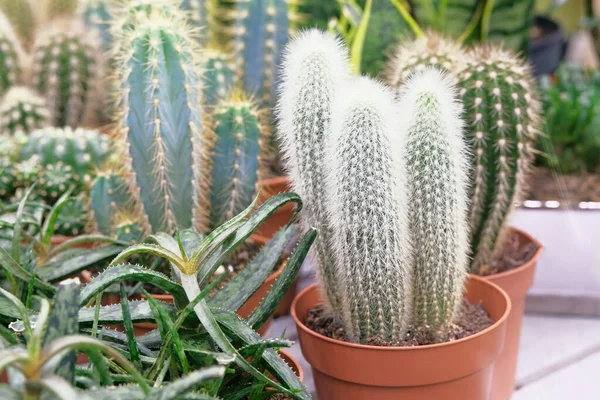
[180,0,218,44]
[0,87,50,136]
[31,20,103,128]
[89,169,132,236]
[115,9,203,234]
[228,0,296,103]
[385,32,466,89]
[201,93,269,230]
[401,69,469,329]
[202,50,235,107]
[277,30,350,312]
[459,46,540,272]
[0,13,24,95]
[38,162,82,204]
[55,195,88,236]
[324,77,413,342]
[20,127,111,182]
[0,0,35,48]
[79,0,113,54]
[0,158,18,200]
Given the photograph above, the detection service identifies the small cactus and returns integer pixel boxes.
[54,195,88,236]
[277,30,351,312]
[202,49,235,107]
[0,158,18,200]
[114,8,203,234]
[227,0,297,104]
[31,19,103,128]
[112,210,144,242]
[385,32,466,89]
[14,157,41,188]
[200,92,270,230]
[79,0,113,55]
[89,169,132,236]
[0,12,25,95]
[20,127,111,183]
[459,46,541,272]
[400,69,469,329]
[38,162,82,205]
[0,0,35,48]
[0,87,50,136]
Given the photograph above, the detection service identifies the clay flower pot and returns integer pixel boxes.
[256,176,294,239]
[484,227,543,400]
[292,276,510,400]
[276,349,304,383]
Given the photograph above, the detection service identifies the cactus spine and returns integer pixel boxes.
[201,92,269,230]
[0,13,25,95]
[229,0,296,104]
[385,32,466,88]
[459,46,540,272]
[0,0,35,48]
[324,77,412,343]
[0,87,50,136]
[115,9,203,234]
[31,20,103,128]
[400,69,469,328]
[202,50,235,107]
[278,30,350,312]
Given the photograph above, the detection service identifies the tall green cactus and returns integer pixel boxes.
[401,69,469,329]
[31,20,103,128]
[278,30,350,312]
[324,77,412,342]
[79,0,113,54]
[0,87,50,136]
[385,32,466,88]
[459,46,540,272]
[228,0,296,104]
[0,13,24,95]
[114,8,203,234]
[202,49,235,107]
[180,0,219,44]
[0,0,35,48]
[201,93,269,230]
[20,127,111,182]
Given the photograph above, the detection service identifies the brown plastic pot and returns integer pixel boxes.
[484,227,543,400]
[292,276,511,400]
[275,349,304,383]
[256,176,294,239]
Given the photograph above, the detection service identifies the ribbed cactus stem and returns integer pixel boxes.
[31,20,103,128]
[89,169,133,235]
[278,30,350,311]
[201,93,269,230]
[325,77,412,343]
[180,0,218,44]
[0,0,35,48]
[400,69,469,329]
[0,13,24,95]
[459,46,540,272]
[229,0,294,104]
[202,50,235,107]
[0,87,50,136]
[385,32,466,89]
[115,10,203,234]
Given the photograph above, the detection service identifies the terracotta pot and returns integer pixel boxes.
[256,176,294,239]
[274,275,298,317]
[278,349,304,383]
[292,276,510,400]
[484,227,543,400]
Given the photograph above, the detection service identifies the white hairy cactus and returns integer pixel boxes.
[400,68,470,329]
[277,29,350,311]
[325,77,412,343]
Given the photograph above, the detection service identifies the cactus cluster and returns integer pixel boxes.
[54,195,89,236]
[20,127,111,182]
[31,19,103,128]
[14,157,41,188]
[0,87,50,136]
[38,162,82,204]
[278,30,469,343]
[458,46,540,272]
[0,12,25,95]
[227,0,297,104]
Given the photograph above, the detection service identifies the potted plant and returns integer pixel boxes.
[280,30,510,399]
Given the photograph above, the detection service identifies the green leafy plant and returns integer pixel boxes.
[537,63,600,174]
[278,30,469,342]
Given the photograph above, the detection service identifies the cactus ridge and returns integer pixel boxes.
[31,20,103,128]
[400,68,469,328]
[0,13,25,95]
[89,168,137,236]
[202,49,235,107]
[201,92,270,230]
[0,87,50,137]
[277,30,351,312]
[114,9,203,234]
[459,46,541,272]
[385,31,466,89]
[325,77,412,343]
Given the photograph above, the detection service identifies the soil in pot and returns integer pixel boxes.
[305,301,492,347]
[477,228,541,276]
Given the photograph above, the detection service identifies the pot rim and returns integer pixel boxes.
[259,176,289,187]
[291,275,511,352]
[278,349,304,383]
[483,226,544,281]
